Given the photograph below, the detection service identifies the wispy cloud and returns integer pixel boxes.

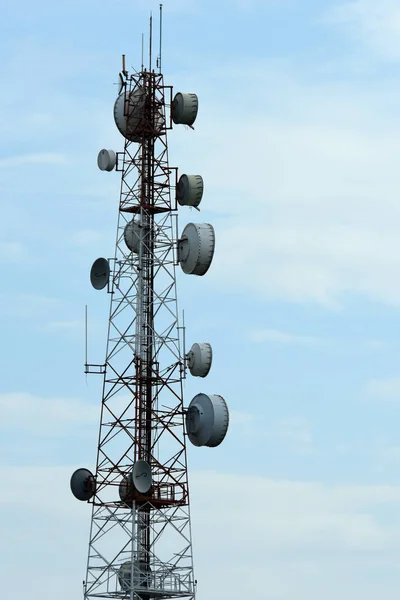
[249,328,321,345]
[266,417,314,455]
[0,293,68,320]
[2,467,400,599]
[0,153,67,168]
[43,320,81,332]
[0,393,97,435]
[364,378,400,400]
[0,241,24,262]
[329,0,400,61]
[229,409,263,438]
[72,229,106,247]
[42,320,83,340]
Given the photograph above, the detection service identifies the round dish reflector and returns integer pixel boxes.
[132,460,152,494]
[90,257,110,290]
[172,93,198,126]
[97,149,116,172]
[178,223,215,276]
[119,476,134,504]
[186,393,229,447]
[187,342,212,378]
[177,174,203,208]
[118,560,151,592]
[70,468,95,501]
[114,87,164,142]
[124,220,141,253]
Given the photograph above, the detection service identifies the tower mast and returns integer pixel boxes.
[71,9,229,600]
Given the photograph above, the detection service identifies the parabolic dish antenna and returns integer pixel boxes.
[178,222,215,276]
[119,476,133,504]
[132,460,152,494]
[97,149,116,172]
[70,468,95,501]
[172,92,198,126]
[114,86,164,142]
[90,258,110,290]
[177,174,203,208]
[186,393,229,448]
[124,219,149,253]
[187,342,212,378]
[118,560,150,592]
[118,72,126,95]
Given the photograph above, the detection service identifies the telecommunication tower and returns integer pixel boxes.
[70,8,229,600]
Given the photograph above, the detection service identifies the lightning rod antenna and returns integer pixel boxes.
[84,304,88,372]
[149,12,153,72]
[159,4,163,73]
[141,33,144,71]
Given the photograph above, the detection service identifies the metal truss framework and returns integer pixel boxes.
[83,70,195,600]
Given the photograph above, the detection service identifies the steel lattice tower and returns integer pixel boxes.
[71,10,229,600]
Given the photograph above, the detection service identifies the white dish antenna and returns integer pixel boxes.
[124,219,149,253]
[118,560,151,592]
[70,468,95,501]
[119,461,152,503]
[118,72,126,95]
[178,222,215,276]
[186,393,229,447]
[132,460,152,493]
[114,87,145,142]
[187,342,212,377]
[114,86,164,142]
[90,258,110,290]
[97,149,116,172]
[172,92,198,126]
[177,174,203,208]
[119,476,132,504]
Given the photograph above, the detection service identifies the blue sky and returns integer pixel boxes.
[3,0,400,598]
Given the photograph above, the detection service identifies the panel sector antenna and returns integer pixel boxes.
[71,9,229,600]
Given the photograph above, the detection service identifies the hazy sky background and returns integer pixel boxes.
[2,0,400,598]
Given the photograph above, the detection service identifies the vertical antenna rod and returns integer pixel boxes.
[149,12,153,72]
[84,304,88,369]
[159,4,163,73]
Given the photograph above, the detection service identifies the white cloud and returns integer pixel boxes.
[2,467,400,600]
[365,378,400,400]
[72,229,106,247]
[331,0,400,61]
[0,393,98,435]
[41,319,84,340]
[266,417,314,454]
[0,241,24,261]
[228,409,262,438]
[0,293,68,319]
[176,69,400,307]
[43,320,82,332]
[250,328,321,345]
[0,153,67,167]
[226,411,313,454]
